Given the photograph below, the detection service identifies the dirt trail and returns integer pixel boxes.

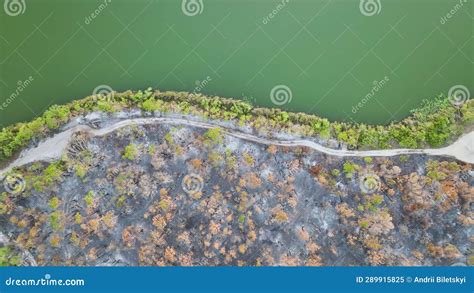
[1,117,473,178]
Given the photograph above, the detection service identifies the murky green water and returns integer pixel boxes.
[0,0,472,127]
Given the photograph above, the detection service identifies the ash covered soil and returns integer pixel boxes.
[1,123,473,266]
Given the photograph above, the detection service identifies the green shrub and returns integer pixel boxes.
[49,197,60,209]
[43,105,70,129]
[426,160,447,180]
[164,133,174,145]
[84,191,95,206]
[123,144,139,160]
[32,161,64,191]
[343,162,359,179]
[75,164,88,178]
[74,212,82,224]
[331,169,341,177]
[50,211,62,231]
[141,97,164,112]
[96,99,116,112]
[0,247,20,266]
[204,128,223,144]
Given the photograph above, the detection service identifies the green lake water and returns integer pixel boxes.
[0,0,472,127]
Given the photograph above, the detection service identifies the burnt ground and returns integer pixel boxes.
[0,123,472,266]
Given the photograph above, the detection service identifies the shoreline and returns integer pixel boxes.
[0,89,472,168]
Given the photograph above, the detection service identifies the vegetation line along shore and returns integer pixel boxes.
[0,88,472,164]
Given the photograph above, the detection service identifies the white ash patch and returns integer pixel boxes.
[302,157,318,167]
[260,166,275,181]
[336,182,347,192]
[311,205,338,231]
[239,142,262,158]
[222,135,241,152]
[168,126,192,145]
[87,142,101,155]
[85,112,104,121]
[417,164,425,175]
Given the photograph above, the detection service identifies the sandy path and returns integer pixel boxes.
[0,117,472,178]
